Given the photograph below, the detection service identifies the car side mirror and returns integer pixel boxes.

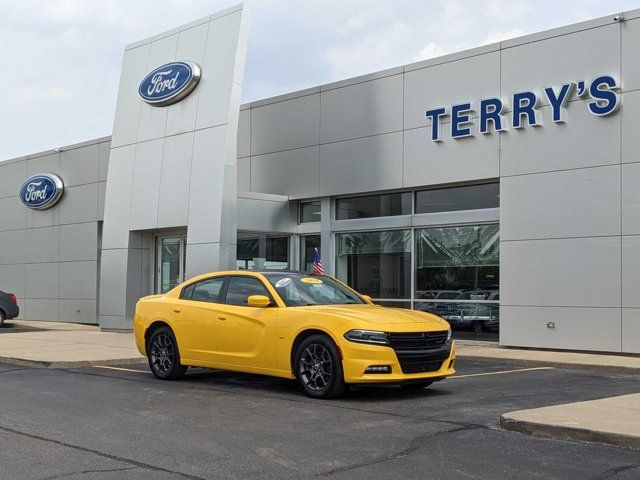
[362,295,373,303]
[247,295,272,308]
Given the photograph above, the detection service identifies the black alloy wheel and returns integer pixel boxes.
[147,326,187,380]
[295,334,347,399]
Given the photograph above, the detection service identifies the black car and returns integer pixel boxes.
[0,291,19,326]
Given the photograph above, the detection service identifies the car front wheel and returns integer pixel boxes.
[147,326,187,380]
[295,334,347,399]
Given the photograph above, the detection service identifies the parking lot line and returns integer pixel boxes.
[93,365,147,373]
[451,367,554,379]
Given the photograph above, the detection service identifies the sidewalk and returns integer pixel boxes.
[0,320,144,368]
[501,394,640,451]
[456,342,640,374]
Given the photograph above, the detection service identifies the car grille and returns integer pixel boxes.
[388,331,450,374]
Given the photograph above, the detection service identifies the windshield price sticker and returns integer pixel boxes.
[275,278,292,288]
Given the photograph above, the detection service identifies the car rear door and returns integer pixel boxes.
[171,276,227,363]
[212,276,278,370]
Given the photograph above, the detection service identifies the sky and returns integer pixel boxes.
[1,0,639,160]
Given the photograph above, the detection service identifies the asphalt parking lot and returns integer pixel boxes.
[1,359,639,480]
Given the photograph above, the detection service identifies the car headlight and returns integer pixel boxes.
[446,328,452,343]
[344,329,389,345]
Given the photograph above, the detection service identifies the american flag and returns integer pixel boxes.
[311,248,325,275]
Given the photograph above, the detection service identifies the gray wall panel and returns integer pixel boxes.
[500,104,620,176]
[321,74,403,143]
[0,229,26,265]
[58,299,98,324]
[501,306,621,352]
[23,298,59,322]
[25,262,59,299]
[27,153,61,176]
[622,236,640,308]
[501,237,621,308]
[622,308,640,353]
[26,226,59,263]
[59,261,97,300]
[622,162,640,235]
[251,146,319,199]
[59,184,99,225]
[60,223,98,262]
[157,132,194,228]
[60,143,100,187]
[165,23,209,137]
[501,166,621,241]
[501,23,620,106]
[0,265,25,299]
[0,161,26,199]
[0,197,26,231]
[129,139,164,230]
[622,91,640,165]
[320,132,402,196]
[251,94,320,155]
[403,126,499,188]
[622,18,640,92]
[404,50,500,130]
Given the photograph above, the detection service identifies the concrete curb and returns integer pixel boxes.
[0,355,146,369]
[500,415,640,451]
[456,354,640,375]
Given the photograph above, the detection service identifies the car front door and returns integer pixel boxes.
[213,276,277,370]
[171,276,226,364]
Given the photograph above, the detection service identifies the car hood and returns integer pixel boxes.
[293,304,449,330]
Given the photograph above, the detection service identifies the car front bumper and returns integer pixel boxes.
[340,340,456,384]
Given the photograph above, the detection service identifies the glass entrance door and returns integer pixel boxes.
[157,235,187,293]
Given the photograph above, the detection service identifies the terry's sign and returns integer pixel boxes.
[426,75,620,141]
[139,61,201,107]
[19,174,64,210]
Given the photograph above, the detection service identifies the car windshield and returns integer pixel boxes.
[263,273,365,307]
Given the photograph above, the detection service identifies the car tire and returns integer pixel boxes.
[147,326,187,380]
[400,381,434,390]
[0,310,5,327]
[295,334,347,399]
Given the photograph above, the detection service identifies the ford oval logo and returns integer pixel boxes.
[19,173,64,210]
[138,61,201,107]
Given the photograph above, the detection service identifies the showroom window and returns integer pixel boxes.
[299,201,321,223]
[415,183,499,214]
[336,192,411,220]
[237,232,289,270]
[300,235,321,273]
[336,230,411,299]
[414,224,500,339]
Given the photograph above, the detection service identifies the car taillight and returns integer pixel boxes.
[9,294,17,304]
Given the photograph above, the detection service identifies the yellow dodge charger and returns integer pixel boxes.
[134,271,456,398]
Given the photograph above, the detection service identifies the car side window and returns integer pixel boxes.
[180,283,196,300]
[224,277,270,307]
[189,277,225,303]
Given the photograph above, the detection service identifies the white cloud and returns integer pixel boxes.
[482,28,526,45]
[414,41,446,61]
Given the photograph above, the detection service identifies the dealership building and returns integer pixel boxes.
[1,4,639,353]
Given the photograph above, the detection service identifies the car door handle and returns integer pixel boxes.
[218,316,226,321]
[173,309,181,313]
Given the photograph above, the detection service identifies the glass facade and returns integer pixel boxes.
[336,192,411,220]
[299,201,321,223]
[300,235,321,273]
[236,233,289,270]
[415,183,499,214]
[336,230,411,299]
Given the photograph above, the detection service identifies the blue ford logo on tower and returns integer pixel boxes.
[19,173,64,210]
[138,61,201,107]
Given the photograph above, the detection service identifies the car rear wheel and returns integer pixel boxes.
[147,326,187,380]
[0,310,5,327]
[295,334,347,399]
